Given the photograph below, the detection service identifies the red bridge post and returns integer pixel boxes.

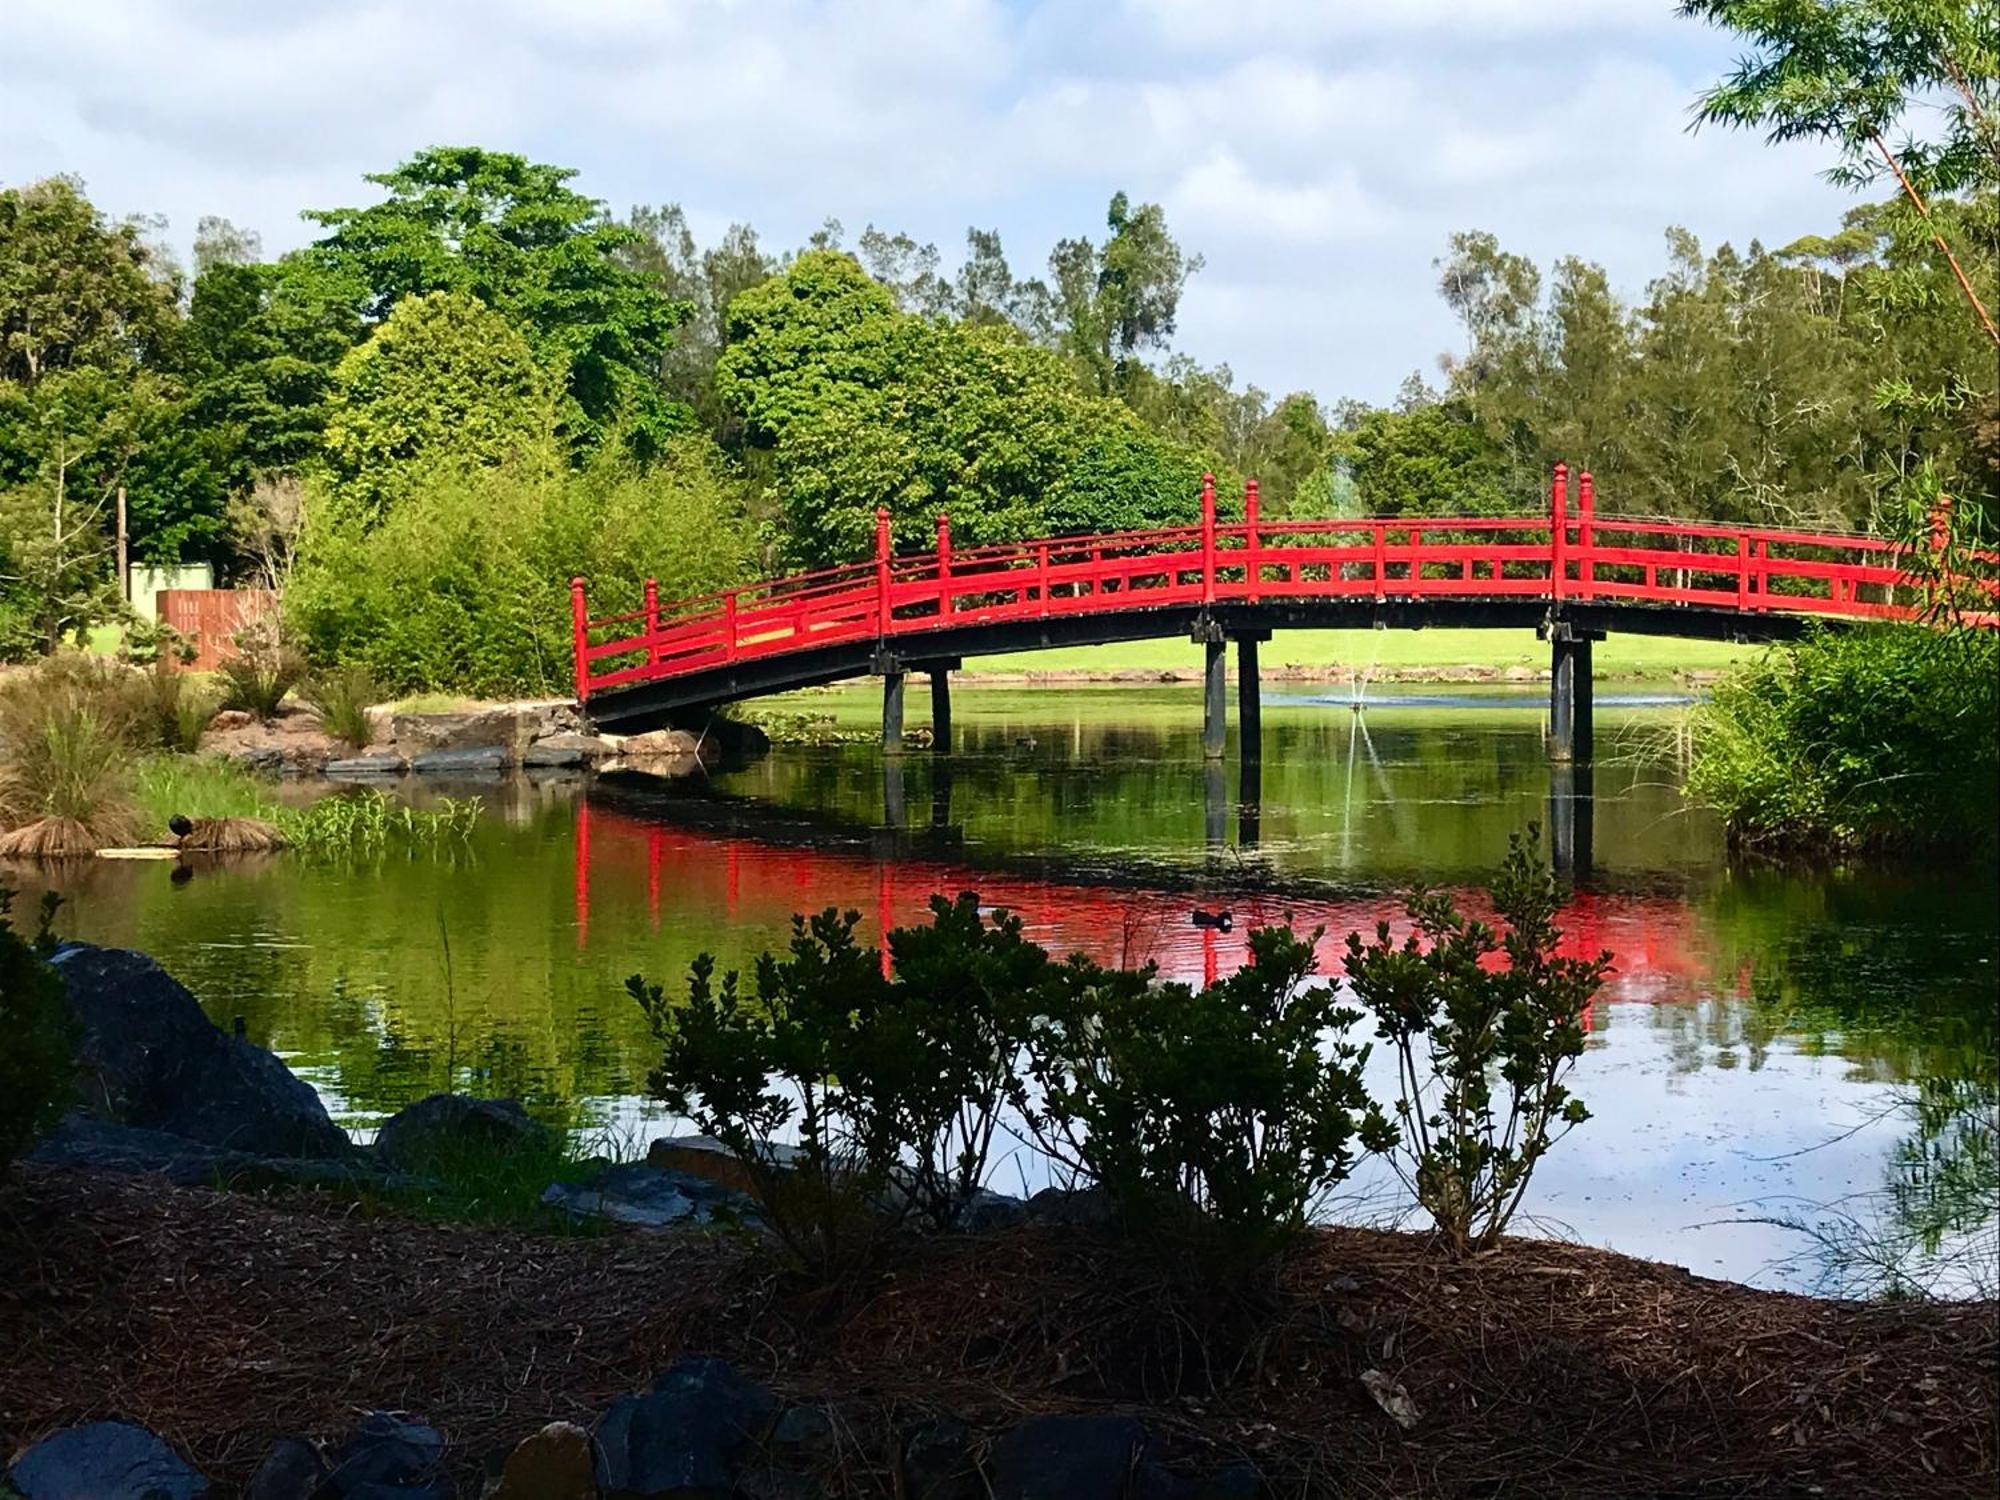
[1201,472,1217,606]
[1244,478,1261,600]
[1577,471,1595,601]
[875,505,892,636]
[644,577,660,667]
[1550,463,1569,603]
[936,512,952,622]
[569,577,589,703]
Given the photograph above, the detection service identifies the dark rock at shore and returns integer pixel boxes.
[1025,1184,1118,1228]
[594,1356,778,1498]
[324,1412,447,1493]
[243,1438,328,1499]
[525,732,619,767]
[959,1188,1029,1233]
[991,1414,1147,1500]
[49,943,354,1161]
[374,1094,551,1171]
[324,753,408,778]
[27,1115,415,1191]
[541,1161,759,1231]
[903,1418,982,1500]
[7,1420,209,1499]
[410,745,507,775]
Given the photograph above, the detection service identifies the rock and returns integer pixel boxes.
[324,1412,446,1493]
[391,704,566,765]
[244,1439,328,1500]
[645,1134,805,1197]
[49,944,354,1161]
[991,1415,1146,1500]
[541,1163,756,1232]
[374,1094,551,1171]
[324,753,407,778]
[486,1421,596,1500]
[236,745,285,772]
[615,728,702,759]
[410,745,507,775]
[524,732,618,767]
[958,1188,1029,1233]
[593,1357,777,1499]
[765,1405,836,1468]
[7,1421,209,1499]
[903,1418,982,1500]
[27,1115,409,1191]
[210,709,254,732]
[1025,1185,1119,1229]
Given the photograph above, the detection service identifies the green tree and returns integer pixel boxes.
[321,291,557,520]
[619,205,774,441]
[0,177,177,387]
[1047,192,1203,398]
[1333,398,1513,518]
[301,147,691,455]
[718,252,1210,566]
[1682,0,2000,345]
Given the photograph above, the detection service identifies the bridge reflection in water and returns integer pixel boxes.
[574,755,1661,1007]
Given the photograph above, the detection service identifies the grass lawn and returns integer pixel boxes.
[962,628,1756,679]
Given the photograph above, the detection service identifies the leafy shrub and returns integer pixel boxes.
[0,888,73,1166]
[0,655,144,850]
[1021,924,1387,1278]
[631,909,896,1276]
[217,616,305,722]
[1687,624,1999,854]
[1342,828,1608,1256]
[305,663,380,751]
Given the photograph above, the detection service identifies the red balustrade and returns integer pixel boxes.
[572,466,1996,701]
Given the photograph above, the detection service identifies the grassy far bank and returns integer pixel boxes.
[960,628,1754,679]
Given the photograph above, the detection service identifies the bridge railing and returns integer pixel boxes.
[570,465,1995,701]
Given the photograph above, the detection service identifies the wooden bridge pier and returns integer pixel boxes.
[1545,619,1602,765]
[880,654,959,754]
[1196,621,1268,761]
[1549,760,1594,881]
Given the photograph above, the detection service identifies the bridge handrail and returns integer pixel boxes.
[569,465,1997,701]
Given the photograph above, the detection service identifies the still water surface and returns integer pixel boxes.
[27,684,1998,1294]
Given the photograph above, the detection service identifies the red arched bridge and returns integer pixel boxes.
[570,465,1993,763]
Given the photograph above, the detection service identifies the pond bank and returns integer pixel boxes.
[1,1165,1991,1499]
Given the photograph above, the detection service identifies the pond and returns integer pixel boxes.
[21,683,1998,1296]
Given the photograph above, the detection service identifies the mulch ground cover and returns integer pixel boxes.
[0,1166,1992,1498]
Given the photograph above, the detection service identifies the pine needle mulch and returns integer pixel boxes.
[0,1167,1991,1499]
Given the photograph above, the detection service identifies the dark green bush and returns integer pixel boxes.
[1687,624,1999,854]
[1020,924,1387,1278]
[630,908,896,1277]
[1342,829,1608,1256]
[0,888,73,1165]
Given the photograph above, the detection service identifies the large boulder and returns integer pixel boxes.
[373,1094,551,1171]
[524,732,619,768]
[48,944,353,1161]
[991,1415,1147,1500]
[392,703,569,766]
[486,1421,596,1500]
[593,1357,777,1498]
[644,1135,806,1197]
[7,1420,209,1499]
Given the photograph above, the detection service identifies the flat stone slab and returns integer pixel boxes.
[409,746,506,775]
[324,753,407,777]
[542,1162,757,1231]
[524,732,617,766]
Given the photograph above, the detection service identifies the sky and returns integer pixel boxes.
[0,0,1858,406]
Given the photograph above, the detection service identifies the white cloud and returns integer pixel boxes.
[0,0,1852,403]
